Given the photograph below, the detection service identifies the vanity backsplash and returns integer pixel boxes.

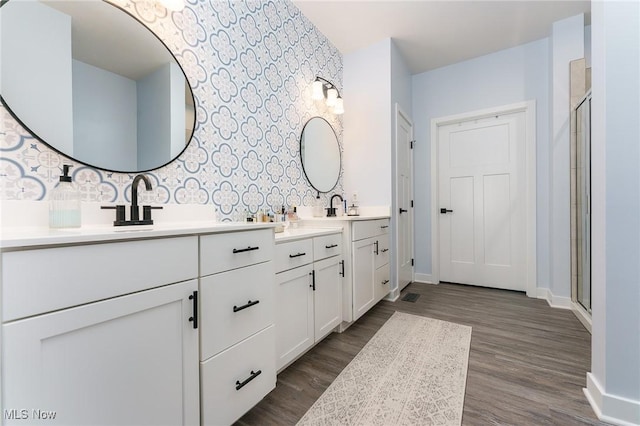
[0,0,343,221]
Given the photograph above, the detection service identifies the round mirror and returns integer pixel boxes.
[0,0,196,173]
[300,117,341,193]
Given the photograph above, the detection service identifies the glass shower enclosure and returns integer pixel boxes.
[575,92,591,314]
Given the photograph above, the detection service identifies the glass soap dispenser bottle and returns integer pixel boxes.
[49,164,81,228]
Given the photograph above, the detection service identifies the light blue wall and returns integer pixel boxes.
[137,64,172,171]
[73,60,137,171]
[411,39,550,282]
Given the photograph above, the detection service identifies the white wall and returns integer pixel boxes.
[549,15,584,299]
[343,39,392,207]
[411,39,550,282]
[587,1,640,423]
[138,64,171,171]
[73,60,137,171]
[1,1,73,155]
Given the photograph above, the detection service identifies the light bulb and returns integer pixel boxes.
[326,88,338,107]
[311,80,324,100]
[334,97,344,114]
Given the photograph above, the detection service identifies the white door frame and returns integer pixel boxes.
[430,101,537,297]
[395,104,415,293]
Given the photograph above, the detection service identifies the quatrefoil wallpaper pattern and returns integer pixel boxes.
[0,0,343,220]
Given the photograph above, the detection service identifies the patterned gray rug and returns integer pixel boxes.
[297,311,472,425]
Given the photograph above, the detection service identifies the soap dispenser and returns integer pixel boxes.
[49,164,81,228]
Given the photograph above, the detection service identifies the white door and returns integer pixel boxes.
[396,107,414,290]
[2,280,200,426]
[438,112,526,291]
[313,256,342,341]
[275,264,314,371]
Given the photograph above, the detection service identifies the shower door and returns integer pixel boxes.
[576,94,591,313]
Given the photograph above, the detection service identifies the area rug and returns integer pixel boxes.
[296,311,472,426]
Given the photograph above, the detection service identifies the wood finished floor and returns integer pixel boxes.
[237,282,607,425]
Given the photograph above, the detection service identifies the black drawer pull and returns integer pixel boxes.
[380,225,389,229]
[325,244,338,249]
[233,300,260,312]
[235,370,262,391]
[381,248,389,253]
[382,279,390,285]
[340,260,345,277]
[188,291,198,329]
[233,246,259,254]
[289,252,306,258]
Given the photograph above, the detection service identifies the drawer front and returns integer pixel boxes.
[201,325,276,426]
[200,229,274,276]
[200,261,274,359]
[2,236,198,322]
[375,263,391,302]
[375,233,390,269]
[313,233,342,261]
[352,219,390,241]
[275,239,313,273]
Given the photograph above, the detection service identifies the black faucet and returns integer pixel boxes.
[131,174,152,221]
[101,173,162,226]
[326,194,343,217]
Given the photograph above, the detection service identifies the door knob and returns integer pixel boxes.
[440,208,453,214]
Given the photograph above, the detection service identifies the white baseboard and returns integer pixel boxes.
[571,302,592,333]
[414,273,435,284]
[384,288,400,302]
[536,288,572,309]
[585,373,640,426]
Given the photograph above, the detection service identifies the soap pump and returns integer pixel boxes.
[49,164,81,228]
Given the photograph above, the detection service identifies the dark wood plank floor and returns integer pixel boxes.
[237,282,607,425]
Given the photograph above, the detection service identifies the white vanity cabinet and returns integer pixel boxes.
[352,219,390,322]
[274,231,343,371]
[1,237,200,426]
[198,228,276,426]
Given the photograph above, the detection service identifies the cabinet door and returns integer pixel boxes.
[275,264,314,371]
[2,280,199,426]
[374,263,391,302]
[313,256,342,341]
[352,237,377,321]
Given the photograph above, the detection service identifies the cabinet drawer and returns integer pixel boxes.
[200,229,274,276]
[201,325,276,426]
[2,236,198,322]
[375,263,391,301]
[275,239,313,273]
[313,233,342,261]
[200,262,274,359]
[352,219,390,241]
[375,234,390,269]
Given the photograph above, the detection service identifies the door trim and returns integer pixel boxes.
[395,103,414,296]
[430,101,537,297]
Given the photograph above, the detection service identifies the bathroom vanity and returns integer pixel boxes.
[0,214,389,425]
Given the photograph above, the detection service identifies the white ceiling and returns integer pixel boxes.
[292,0,590,75]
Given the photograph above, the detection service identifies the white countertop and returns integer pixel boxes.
[275,226,342,243]
[0,221,277,250]
[299,214,390,222]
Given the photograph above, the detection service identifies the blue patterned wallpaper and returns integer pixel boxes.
[0,0,343,220]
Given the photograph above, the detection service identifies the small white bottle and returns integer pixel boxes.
[49,165,81,228]
[313,193,324,217]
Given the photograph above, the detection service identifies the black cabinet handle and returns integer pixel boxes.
[235,370,262,391]
[309,270,315,291]
[188,291,198,329]
[233,300,260,312]
[233,246,259,254]
[339,260,345,277]
[381,248,389,253]
[382,279,390,285]
[289,252,306,258]
[399,208,408,214]
[374,241,379,255]
[325,244,338,249]
[380,225,389,229]
[440,208,453,214]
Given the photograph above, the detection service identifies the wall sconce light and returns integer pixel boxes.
[312,76,344,115]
